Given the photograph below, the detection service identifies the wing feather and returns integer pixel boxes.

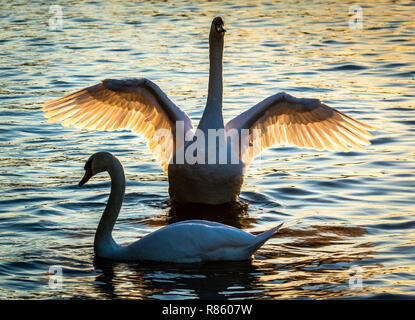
[226,92,374,164]
[42,78,193,172]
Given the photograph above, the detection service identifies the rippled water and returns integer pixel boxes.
[1,0,415,299]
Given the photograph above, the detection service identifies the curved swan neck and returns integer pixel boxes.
[94,156,125,253]
[198,30,225,132]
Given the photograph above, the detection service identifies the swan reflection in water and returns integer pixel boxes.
[167,201,251,228]
[93,257,261,299]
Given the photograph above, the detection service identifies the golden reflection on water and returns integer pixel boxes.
[0,0,415,299]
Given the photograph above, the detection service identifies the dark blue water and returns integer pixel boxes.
[1,0,415,299]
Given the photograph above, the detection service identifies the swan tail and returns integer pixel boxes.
[247,223,283,256]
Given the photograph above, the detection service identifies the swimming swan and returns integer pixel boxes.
[44,17,375,205]
[79,151,283,262]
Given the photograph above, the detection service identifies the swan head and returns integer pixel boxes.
[78,151,116,187]
[211,17,226,37]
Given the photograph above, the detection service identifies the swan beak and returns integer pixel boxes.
[78,169,92,187]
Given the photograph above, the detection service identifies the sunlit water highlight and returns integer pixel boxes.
[0,0,414,299]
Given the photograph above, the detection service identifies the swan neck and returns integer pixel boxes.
[208,35,224,105]
[199,33,224,132]
[94,157,125,253]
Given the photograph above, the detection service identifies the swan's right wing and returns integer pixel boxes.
[42,78,193,173]
[225,92,375,165]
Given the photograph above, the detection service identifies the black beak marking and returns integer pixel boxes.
[79,158,93,187]
[78,168,92,187]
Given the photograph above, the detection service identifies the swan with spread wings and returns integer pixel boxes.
[42,17,374,205]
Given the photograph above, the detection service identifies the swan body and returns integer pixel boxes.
[168,160,244,204]
[79,151,283,262]
[44,17,375,205]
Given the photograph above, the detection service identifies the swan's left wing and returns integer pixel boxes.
[225,92,375,165]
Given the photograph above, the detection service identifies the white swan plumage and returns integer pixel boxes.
[79,151,283,263]
[43,17,375,205]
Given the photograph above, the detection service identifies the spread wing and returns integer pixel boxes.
[42,78,193,173]
[225,92,375,165]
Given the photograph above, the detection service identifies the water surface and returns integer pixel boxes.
[0,0,415,299]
